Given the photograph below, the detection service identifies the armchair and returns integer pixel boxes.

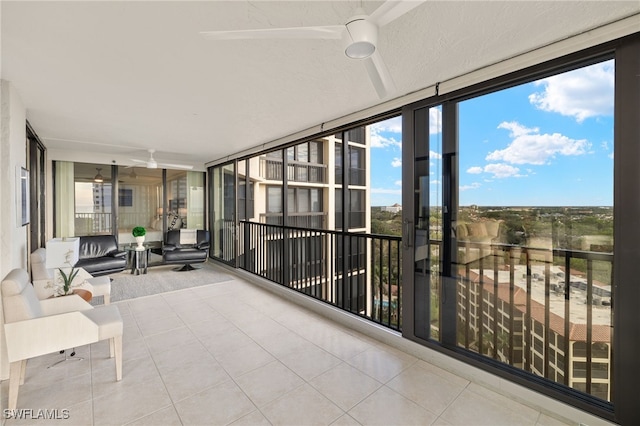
[163,229,210,271]
[75,235,127,276]
[1,269,123,410]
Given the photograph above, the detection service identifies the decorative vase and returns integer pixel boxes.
[135,235,145,250]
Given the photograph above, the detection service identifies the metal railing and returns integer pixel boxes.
[259,212,327,229]
[239,220,402,330]
[259,157,327,183]
[454,240,614,402]
[231,220,613,402]
[74,212,112,235]
[75,211,157,235]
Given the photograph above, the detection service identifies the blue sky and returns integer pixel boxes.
[369,59,614,207]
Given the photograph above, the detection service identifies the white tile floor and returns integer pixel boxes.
[1,272,576,426]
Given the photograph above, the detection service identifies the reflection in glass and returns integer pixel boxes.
[455,60,614,402]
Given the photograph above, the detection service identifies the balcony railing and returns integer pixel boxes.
[454,240,613,402]
[75,212,161,236]
[232,220,614,402]
[239,221,402,330]
[259,212,327,229]
[74,212,112,235]
[259,157,327,183]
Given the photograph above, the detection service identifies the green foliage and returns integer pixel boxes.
[59,267,79,295]
[370,208,402,237]
[132,226,146,237]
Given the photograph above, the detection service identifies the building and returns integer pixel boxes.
[458,263,612,401]
[380,203,402,214]
[1,2,639,424]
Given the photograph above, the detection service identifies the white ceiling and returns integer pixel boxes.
[2,1,638,170]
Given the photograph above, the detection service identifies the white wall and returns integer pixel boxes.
[0,80,28,380]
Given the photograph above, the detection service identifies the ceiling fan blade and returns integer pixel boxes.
[157,162,194,170]
[369,0,426,27]
[363,51,396,99]
[130,159,147,164]
[200,25,344,41]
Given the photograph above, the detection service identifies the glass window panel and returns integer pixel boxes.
[267,187,282,213]
[455,59,614,402]
[310,189,321,212]
[310,141,322,164]
[287,188,295,213]
[335,142,343,185]
[297,143,308,163]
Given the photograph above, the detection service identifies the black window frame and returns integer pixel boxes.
[401,33,640,424]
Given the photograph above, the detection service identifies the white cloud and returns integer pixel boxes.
[430,150,442,160]
[431,179,441,185]
[488,121,590,165]
[483,163,522,178]
[460,182,481,191]
[370,116,401,149]
[430,107,442,135]
[391,157,402,167]
[370,116,401,134]
[529,60,614,122]
[394,180,402,186]
[468,163,523,178]
[370,131,401,149]
[368,110,442,149]
[371,188,402,195]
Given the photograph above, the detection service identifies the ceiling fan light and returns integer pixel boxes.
[94,168,104,183]
[344,18,377,59]
[345,41,375,59]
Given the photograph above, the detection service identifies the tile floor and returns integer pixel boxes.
[1,272,574,425]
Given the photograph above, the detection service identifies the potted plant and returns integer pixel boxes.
[57,249,80,296]
[132,226,146,250]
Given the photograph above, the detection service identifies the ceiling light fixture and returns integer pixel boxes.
[344,14,377,59]
[94,168,104,183]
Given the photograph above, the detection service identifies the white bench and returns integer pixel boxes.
[2,269,122,410]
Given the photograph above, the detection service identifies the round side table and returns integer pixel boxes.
[125,246,150,275]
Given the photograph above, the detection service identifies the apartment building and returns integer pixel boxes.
[458,263,612,401]
[229,131,375,316]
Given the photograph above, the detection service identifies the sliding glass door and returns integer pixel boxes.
[211,162,236,265]
[403,55,621,415]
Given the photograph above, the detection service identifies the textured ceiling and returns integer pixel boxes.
[2,1,638,170]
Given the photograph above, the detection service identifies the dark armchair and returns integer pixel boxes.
[162,230,210,271]
[75,235,127,276]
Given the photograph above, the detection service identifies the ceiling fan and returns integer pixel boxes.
[199,0,426,99]
[130,149,193,170]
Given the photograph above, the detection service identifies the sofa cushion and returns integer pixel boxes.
[466,222,487,237]
[2,269,43,323]
[78,235,119,259]
[76,257,126,276]
[30,248,54,281]
[483,220,501,238]
[82,305,123,340]
[456,223,468,239]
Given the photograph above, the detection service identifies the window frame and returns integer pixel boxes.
[401,34,640,424]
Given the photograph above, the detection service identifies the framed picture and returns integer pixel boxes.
[118,188,133,207]
[17,166,29,226]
